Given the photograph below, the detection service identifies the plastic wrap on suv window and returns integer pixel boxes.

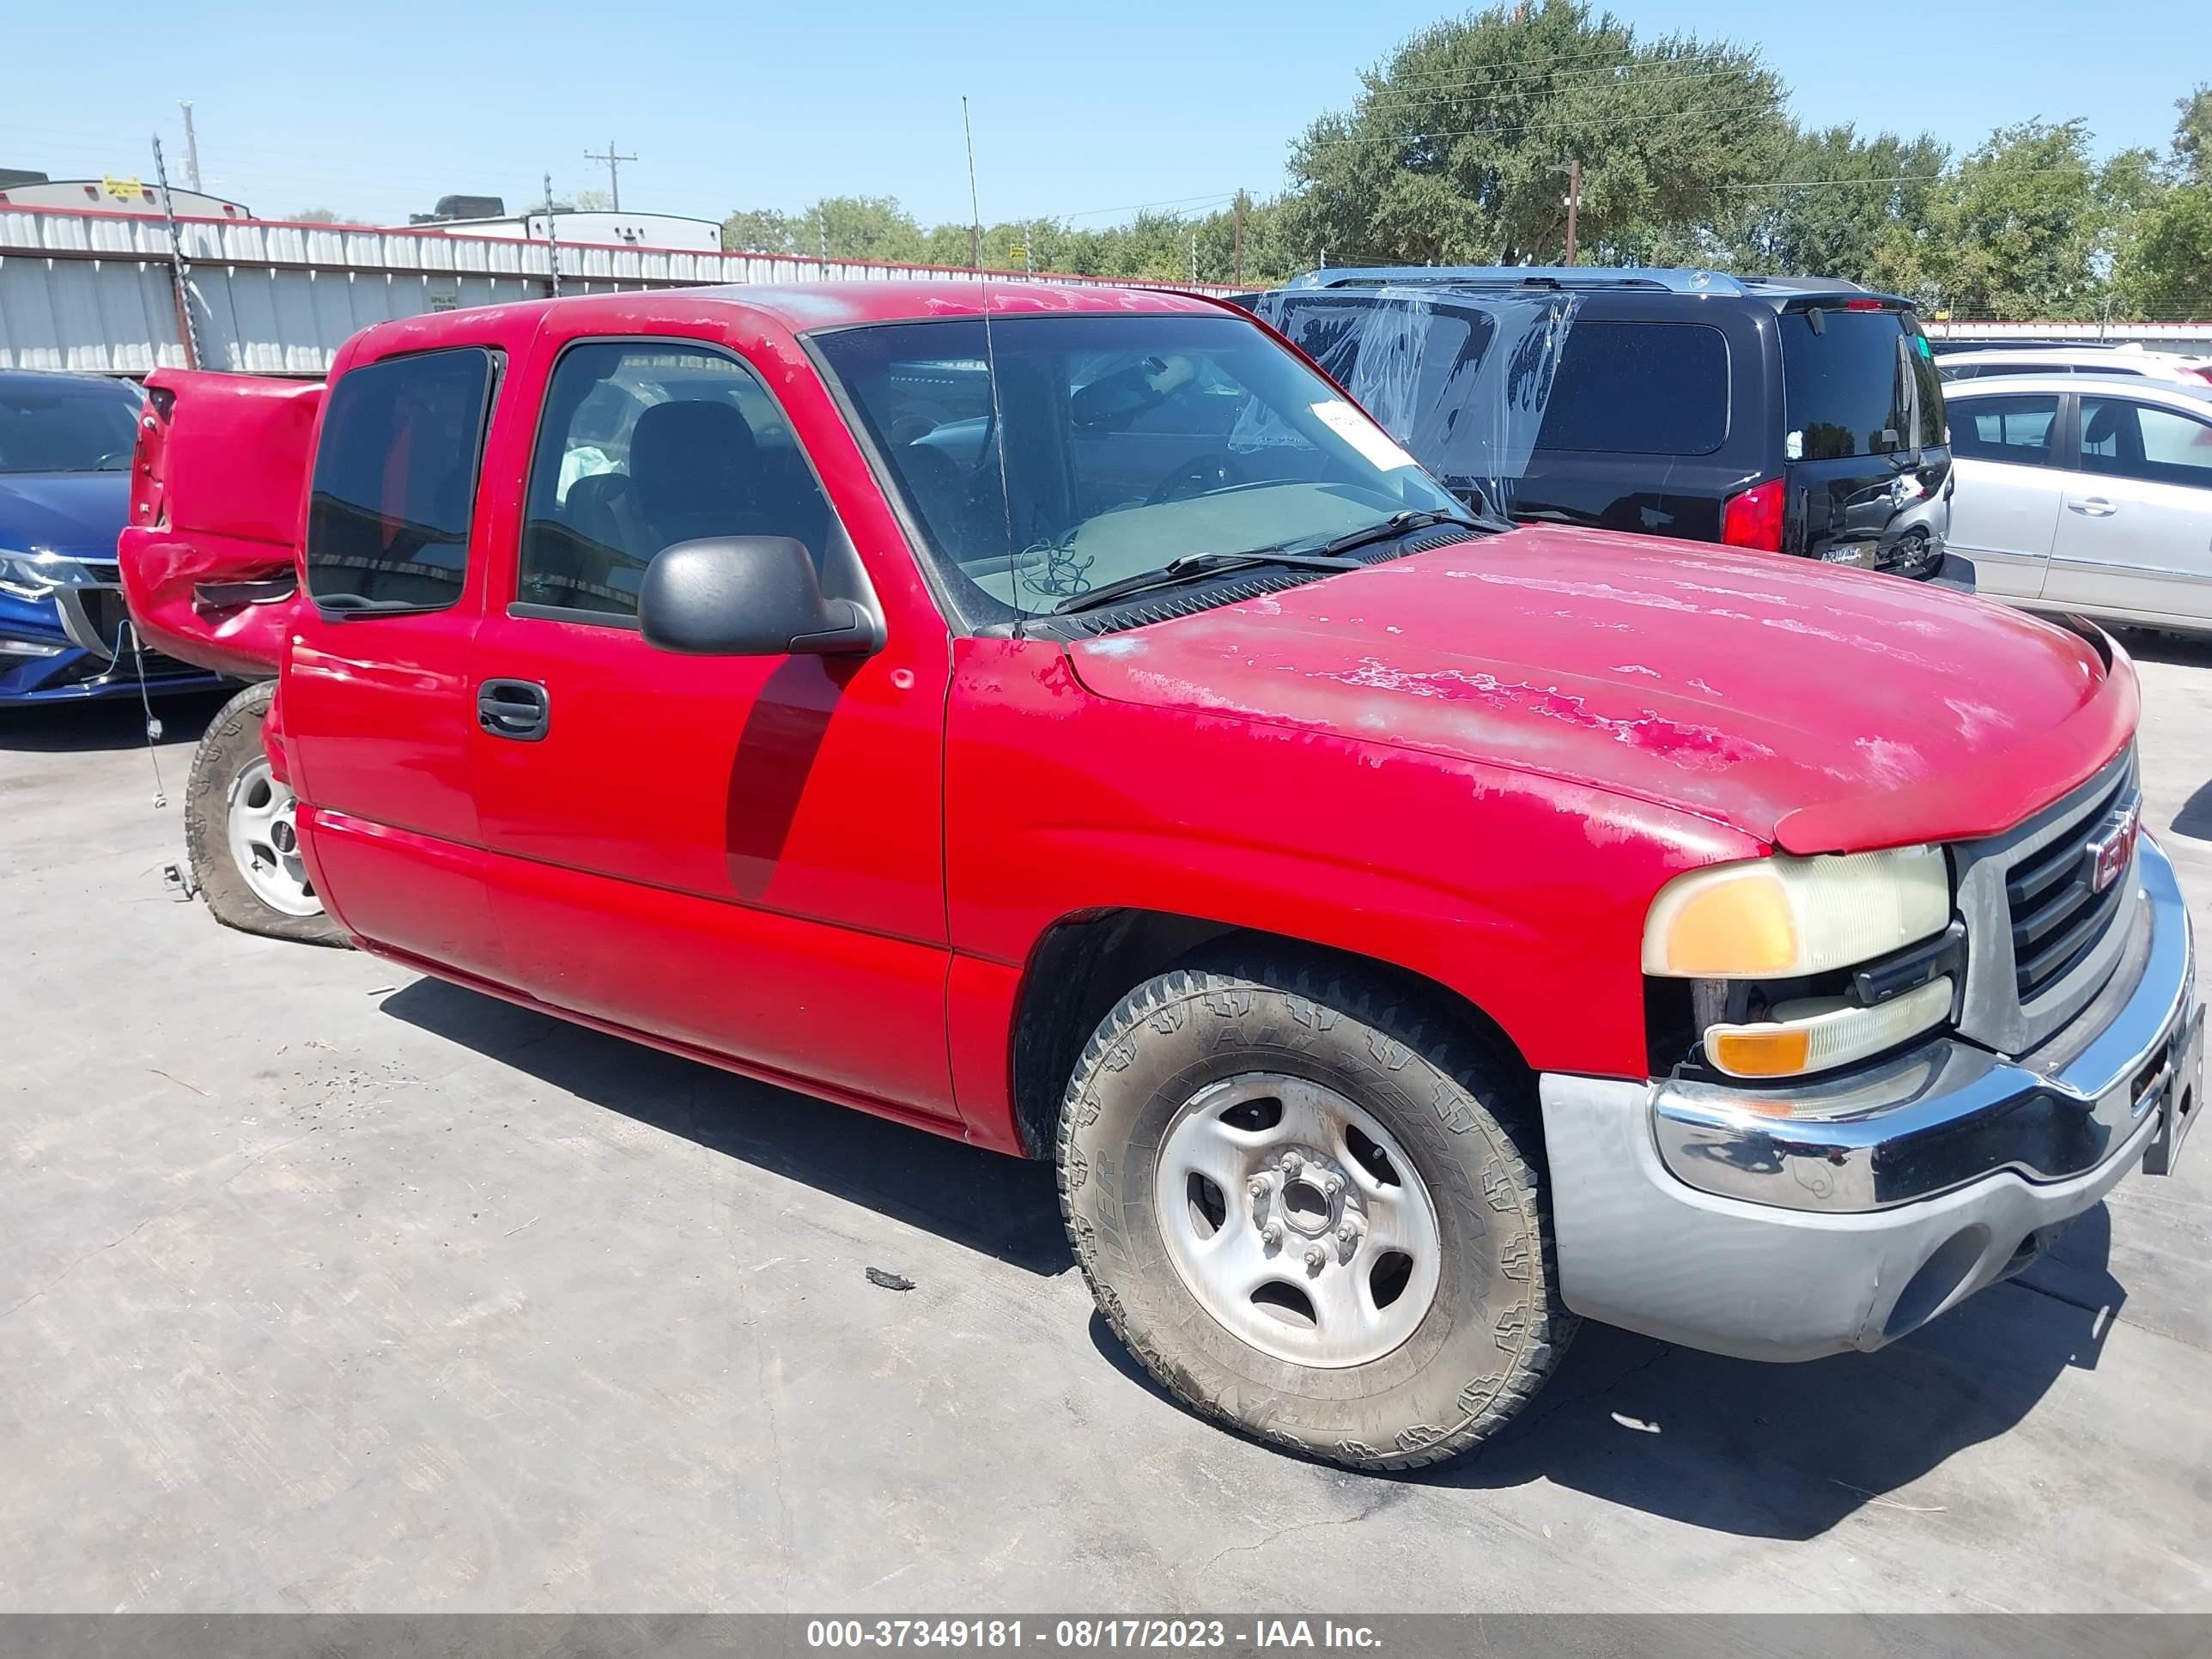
[1243,286,1581,518]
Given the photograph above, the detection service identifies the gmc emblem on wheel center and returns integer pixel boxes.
[2087,799,2142,894]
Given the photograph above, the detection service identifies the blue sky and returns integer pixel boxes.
[3,0,2205,231]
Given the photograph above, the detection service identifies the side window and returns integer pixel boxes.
[517,340,833,619]
[1534,322,1729,456]
[305,347,498,613]
[1948,394,2060,466]
[2080,398,2212,489]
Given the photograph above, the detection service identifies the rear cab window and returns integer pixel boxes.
[1780,307,1945,459]
[305,347,501,615]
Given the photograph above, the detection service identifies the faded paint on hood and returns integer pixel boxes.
[1065,526,2136,854]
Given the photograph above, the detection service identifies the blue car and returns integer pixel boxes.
[0,369,227,704]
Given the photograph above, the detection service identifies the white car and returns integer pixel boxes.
[1946,374,2212,635]
[1936,344,2212,386]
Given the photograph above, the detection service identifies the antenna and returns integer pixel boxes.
[963,95,1022,635]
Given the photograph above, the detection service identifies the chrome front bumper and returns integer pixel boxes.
[1539,834,2201,1362]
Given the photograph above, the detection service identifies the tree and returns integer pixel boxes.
[1723,125,1948,286]
[1279,0,1790,270]
[2172,84,2211,184]
[290,207,343,223]
[721,208,796,253]
[571,188,614,212]
[1878,121,2148,319]
[2115,88,2212,319]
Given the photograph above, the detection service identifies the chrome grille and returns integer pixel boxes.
[1953,746,2143,1058]
[2005,763,2139,1000]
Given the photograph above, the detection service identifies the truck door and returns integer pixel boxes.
[467,324,958,1119]
[283,342,512,982]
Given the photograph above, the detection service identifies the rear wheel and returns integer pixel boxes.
[184,681,347,946]
[1057,955,1572,1471]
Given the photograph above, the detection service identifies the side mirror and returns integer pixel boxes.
[637,536,881,657]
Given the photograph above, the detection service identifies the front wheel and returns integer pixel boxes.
[183,680,348,946]
[1058,957,1572,1471]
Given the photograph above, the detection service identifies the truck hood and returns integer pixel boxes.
[1064,526,2136,854]
[0,471,129,560]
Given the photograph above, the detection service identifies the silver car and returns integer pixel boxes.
[1945,374,2212,636]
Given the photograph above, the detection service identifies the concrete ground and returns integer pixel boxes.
[3,637,2209,1616]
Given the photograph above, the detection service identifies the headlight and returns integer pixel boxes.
[1644,846,1955,1081]
[1642,846,1950,978]
[0,550,94,604]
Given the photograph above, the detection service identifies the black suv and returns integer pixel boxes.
[1231,267,1967,586]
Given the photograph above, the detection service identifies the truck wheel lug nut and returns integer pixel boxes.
[1278,1152,1304,1176]
[1303,1245,1326,1273]
[1246,1176,1269,1200]
[1261,1220,1283,1247]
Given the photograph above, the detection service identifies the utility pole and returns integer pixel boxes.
[150,137,201,368]
[969,222,981,271]
[1560,159,1582,266]
[1231,188,1249,288]
[582,139,635,210]
[178,101,202,192]
[543,172,562,298]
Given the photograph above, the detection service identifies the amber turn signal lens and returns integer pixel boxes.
[1706,1025,1814,1078]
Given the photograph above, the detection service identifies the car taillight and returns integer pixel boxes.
[1722,479,1786,551]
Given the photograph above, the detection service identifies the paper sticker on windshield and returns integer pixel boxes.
[1310,399,1419,471]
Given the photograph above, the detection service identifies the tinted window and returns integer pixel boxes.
[1968,362,2068,380]
[518,341,833,619]
[2079,397,2212,490]
[0,377,143,474]
[305,348,497,613]
[1948,394,2060,466]
[1533,322,1728,455]
[1781,309,1944,458]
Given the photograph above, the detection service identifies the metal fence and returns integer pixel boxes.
[0,204,1240,376]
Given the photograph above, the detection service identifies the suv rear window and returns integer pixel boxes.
[1531,321,1729,456]
[306,347,500,615]
[1782,309,1944,458]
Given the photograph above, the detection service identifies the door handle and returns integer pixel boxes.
[477,679,550,742]
[2068,497,2117,517]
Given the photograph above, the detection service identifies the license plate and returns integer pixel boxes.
[2144,1005,2204,1176]
[1820,545,1878,568]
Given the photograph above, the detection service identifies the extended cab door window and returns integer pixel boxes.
[515,341,831,620]
[305,347,500,614]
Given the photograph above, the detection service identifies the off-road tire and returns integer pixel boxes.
[184,680,347,946]
[1058,954,1574,1471]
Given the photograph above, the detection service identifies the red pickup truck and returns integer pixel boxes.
[119,282,2203,1471]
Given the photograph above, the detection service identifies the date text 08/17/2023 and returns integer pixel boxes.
[804,1620,1384,1650]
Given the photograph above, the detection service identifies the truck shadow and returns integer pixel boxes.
[1097,1203,2124,1540]
[385,974,2124,1542]
[0,689,227,753]
[380,976,1073,1277]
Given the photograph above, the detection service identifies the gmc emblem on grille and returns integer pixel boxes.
[2086,800,2142,894]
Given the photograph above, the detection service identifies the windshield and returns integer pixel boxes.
[0,377,144,474]
[812,313,1462,623]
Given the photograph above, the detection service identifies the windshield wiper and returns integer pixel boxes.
[1311,507,1497,557]
[1049,509,1497,619]
[1053,550,1364,616]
